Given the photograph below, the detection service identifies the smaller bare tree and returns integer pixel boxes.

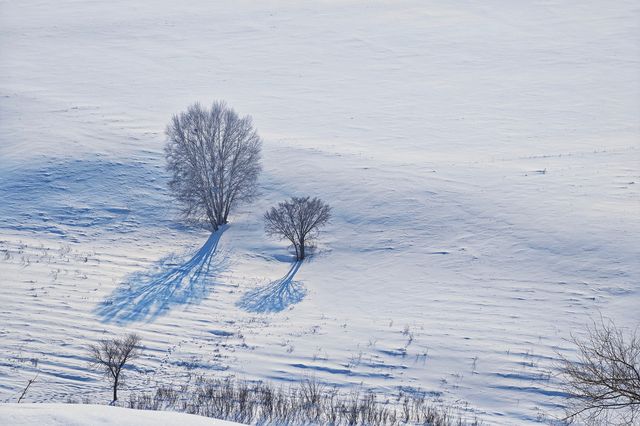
[558,318,640,425]
[89,333,142,403]
[264,196,331,260]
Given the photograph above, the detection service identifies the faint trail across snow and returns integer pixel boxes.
[237,261,306,313]
[96,228,227,324]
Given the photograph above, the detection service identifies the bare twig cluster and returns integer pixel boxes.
[558,318,640,425]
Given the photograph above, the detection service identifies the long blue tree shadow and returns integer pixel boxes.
[236,261,306,313]
[96,228,227,324]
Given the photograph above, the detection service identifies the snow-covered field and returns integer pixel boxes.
[1,1,638,424]
[0,403,240,426]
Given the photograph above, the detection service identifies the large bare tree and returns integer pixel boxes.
[264,196,331,260]
[558,318,640,425]
[89,333,142,403]
[165,101,262,231]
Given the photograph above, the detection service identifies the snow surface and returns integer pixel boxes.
[0,403,240,426]
[0,1,638,424]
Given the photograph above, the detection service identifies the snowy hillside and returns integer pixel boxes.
[1,1,638,424]
[0,404,240,426]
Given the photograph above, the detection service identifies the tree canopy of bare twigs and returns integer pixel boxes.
[165,101,262,231]
[264,196,331,260]
[558,318,640,425]
[89,333,142,403]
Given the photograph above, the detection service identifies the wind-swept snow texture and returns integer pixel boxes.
[0,1,638,424]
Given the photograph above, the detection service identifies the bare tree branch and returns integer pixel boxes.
[17,374,38,403]
[557,317,640,425]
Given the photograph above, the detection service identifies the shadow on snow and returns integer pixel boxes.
[0,156,185,239]
[237,261,306,313]
[96,228,227,324]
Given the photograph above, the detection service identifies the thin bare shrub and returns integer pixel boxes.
[127,376,480,426]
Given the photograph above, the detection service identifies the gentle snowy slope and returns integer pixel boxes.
[0,1,638,425]
[0,404,241,426]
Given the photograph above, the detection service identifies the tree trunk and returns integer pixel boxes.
[113,377,118,402]
[299,240,305,260]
